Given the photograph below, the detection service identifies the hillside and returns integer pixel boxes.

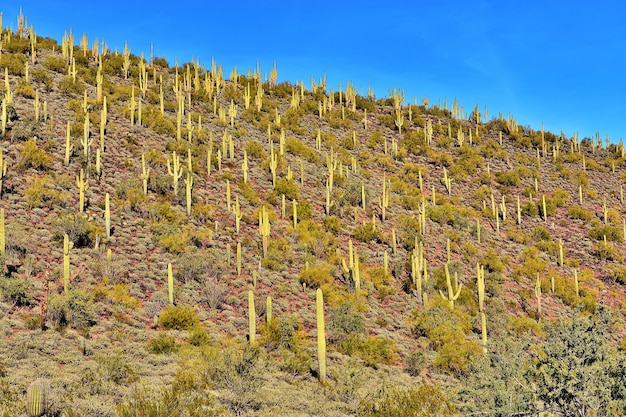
[1,9,626,417]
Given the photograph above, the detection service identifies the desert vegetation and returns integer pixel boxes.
[1,8,626,416]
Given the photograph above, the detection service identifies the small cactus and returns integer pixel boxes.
[26,379,49,417]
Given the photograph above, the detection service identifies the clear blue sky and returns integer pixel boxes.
[3,1,625,142]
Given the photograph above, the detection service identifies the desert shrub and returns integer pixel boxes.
[174,250,207,283]
[358,382,455,417]
[157,231,190,254]
[188,325,212,347]
[17,138,52,171]
[159,305,198,330]
[406,350,427,376]
[260,314,306,352]
[569,205,593,220]
[495,170,520,186]
[96,351,136,385]
[511,247,548,281]
[11,119,40,142]
[353,221,379,243]
[480,248,505,273]
[146,332,179,354]
[243,140,266,159]
[44,56,67,72]
[531,225,551,242]
[592,240,623,261]
[0,277,32,306]
[262,237,293,271]
[58,76,85,96]
[142,104,176,135]
[588,225,623,243]
[48,289,96,332]
[323,216,342,233]
[202,344,263,415]
[433,337,482,375]
[428,203,459,226]
[53,213,103,248]
[0,53,27,75]
[286,136,318,163]
[30,67,54,91]
[552,188,570,206]
[118,379,225,417]
[272,177,299,200]
[509,315,545,337]
[609,265,626,285]
[298,263,334,289]
[337,334,398,368]
[15,79,35,98]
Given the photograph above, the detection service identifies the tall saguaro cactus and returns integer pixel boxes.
[104,193,111,238]
[140,153,150,195]
[167,263,174,305]
[76,169,88,213]
[63,234,73,294]
[316,288,327,383]
[167,151,183,197]
[248,290,256,345]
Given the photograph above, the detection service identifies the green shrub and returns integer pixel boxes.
[406,350,426,376]
[0,277,32,306]
[262,237,293,271]
[588,225,623,243]
[53,213,104,248]
[592,240,623,261]
[358,382,455,417]
[48,289,96,332]
[272,177,299,200]
[298,263,334,289]
[188,325,212,346]
[18,138,52,171]
[146,332,179,354]
[243,140,266,159]
[337,334,398,368]
[353,221,379,243]
[96,351,136,385]
[44,56,67,73]
[433,337,482,375]
[58,76,85,96]
[0,53,27,75]
[285,136,319,163]
[323,216,342,233]
[260,314,306,352]
[495,170,520,186]
[569,205,593,220]
[159,305,198,330]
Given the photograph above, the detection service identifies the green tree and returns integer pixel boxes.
[534,306,626,416]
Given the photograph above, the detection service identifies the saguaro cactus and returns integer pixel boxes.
[248,290,256,345]
[259,206,270,257]
[104,193,111,238]
[167,151,183,197]
[140,153,150,195]
[439,263,462,309]
[26,379,49,417]
[185,172,193,216]
[63,234,73,294]
[167,263,174,305]
[76,169,88,213]
[316,288,327,383]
